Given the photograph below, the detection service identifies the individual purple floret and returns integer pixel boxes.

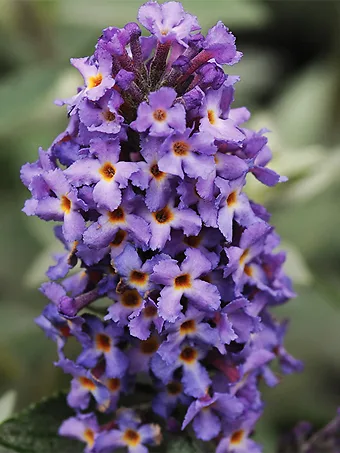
[59,414,100,453]
[76,315,128,378]
[79,90,124,135]
[65,138,138,211]
[66,48,115,110]
[95,408,161,453]
[151,248,221,321]
[216,411,262,453]
[182,392,244,441]
[130,87,186,137]
[138,1,200,46]
[21,2,300,452]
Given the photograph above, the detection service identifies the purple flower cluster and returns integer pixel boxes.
[21,2,301,452]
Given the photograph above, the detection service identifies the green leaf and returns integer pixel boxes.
[0,392,16,425]
[155,434,213,453]
[154,436,197,453]
[0,394,82,453]
[0,391,212,453]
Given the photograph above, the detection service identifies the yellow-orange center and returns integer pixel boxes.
[84,428,95,447]
[174,274,191,289]
[88,73,103,89]
[143,305,158,318]
[130,270,148,286]
[108,207,125,223]
[107,378,121,392]
[172,140,190,156]
[96,333,111,353]
[60,195,71,214]
[153,109,167,122]
[123,429,141,447]
[103,110,116,122]
[79,376,96,391]
[184,235,202,247]
[239,248,249,265]
[59,325,71,337]
[244,264,253,277]
[140,336,160,354]
[121,289,142,308]
[58,133,72,144]
[100,162,116,181]
[88,270,102,284]
[110,229,127,247]
[230,429,245,445]
[180,319,196,335]
[273,345,279,356]
[167,381,183,395]
[200,274,211,283]
[207,109,216,125]
[150,163,165,180]
[227,191,237,207]
[153,206,174,224]
[67,241,78,265]
[180,346,198,364]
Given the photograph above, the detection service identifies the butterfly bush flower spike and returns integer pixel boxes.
[21,2,301,452]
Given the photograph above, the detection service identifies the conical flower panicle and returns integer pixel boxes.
[21,2,301,452]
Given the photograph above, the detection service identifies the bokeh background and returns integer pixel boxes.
[0,0,340,451]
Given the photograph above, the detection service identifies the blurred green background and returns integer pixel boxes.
[0,0,340,451]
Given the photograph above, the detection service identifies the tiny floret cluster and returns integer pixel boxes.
[21,2,301,452]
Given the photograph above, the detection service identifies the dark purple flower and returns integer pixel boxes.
[35,302,86,357]
[153,380,190,418]
[216,410,262,453]
[76,315,128,378]
[216,297,260,346]
[151,249,221,321]
[158,306,220,363]
[152,342,211,398]
[182,392,244,441]
[128,334,161,374]
[162,228,222,268]
[128,298,164,340]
